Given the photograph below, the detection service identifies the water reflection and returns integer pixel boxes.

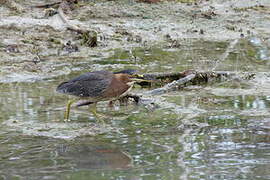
[56,143,133,170]
[249,37,270,61]
[176,124,270,179]
[166,93,270,112]
[0,137,134,179]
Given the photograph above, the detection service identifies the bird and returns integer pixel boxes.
[56,70,147,120]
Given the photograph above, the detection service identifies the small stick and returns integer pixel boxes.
[146,73,196,95]
[32,2,61,8]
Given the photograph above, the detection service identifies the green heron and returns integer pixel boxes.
[56,70,146,120]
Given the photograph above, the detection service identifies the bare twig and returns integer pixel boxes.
[142,70,195,80]
[126,70,256,108]
[32,2,61,8]
[2,0,24,12]
[146,73,196,95]
[58,6,80,31]
[58,5,98,47]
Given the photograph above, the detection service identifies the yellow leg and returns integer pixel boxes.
[89,102,98,117]
[89,102,105,124]
[64,99,77,121]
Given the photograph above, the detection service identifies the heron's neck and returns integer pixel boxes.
[114,74,131,84]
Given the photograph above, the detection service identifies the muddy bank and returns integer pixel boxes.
[0,0,269,82]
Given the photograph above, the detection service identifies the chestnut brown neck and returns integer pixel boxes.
[114,74,132,84]
[101,73,132,99]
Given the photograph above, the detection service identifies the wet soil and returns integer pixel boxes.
[0,0,269,82]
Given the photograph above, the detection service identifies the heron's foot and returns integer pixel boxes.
[96,117,106,125]
[119,97,129,106]
[64,118,71,122]
[89,102,106,124]
[91,110,106,124]
[108,100,115,109]
[94,112,107,118]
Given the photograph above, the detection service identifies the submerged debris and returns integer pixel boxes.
[79,30,98,47]
[123,70,256,109]
[2,0,24,12]
[5,44,20,53]
[44,8,58,18]
[62,40,79,53]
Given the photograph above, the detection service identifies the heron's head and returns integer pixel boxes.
[113,69,152,86]
[113,73,151,86]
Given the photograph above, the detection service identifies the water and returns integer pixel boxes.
[1,38,270,179]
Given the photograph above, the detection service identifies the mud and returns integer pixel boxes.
[0,0,269,82]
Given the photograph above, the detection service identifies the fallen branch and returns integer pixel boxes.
[146,73,196,95]
[2,0,24,12]
[32,2,61,8]
[125,70,256,108]
[142,70,193,80]
[58,5,98,47]
[140,70,255,84]
[32,0,97,47]
[57,6,79,31]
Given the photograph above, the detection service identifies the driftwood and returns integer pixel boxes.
[32,2,61,8]
[32,0,78,9]
[58,3,98,47]
[137,70,255,88]
[33,0,97,47]
[124,70,255,108]
[145,73,196,95]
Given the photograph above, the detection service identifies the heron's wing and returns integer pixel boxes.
[56,71,113,97]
